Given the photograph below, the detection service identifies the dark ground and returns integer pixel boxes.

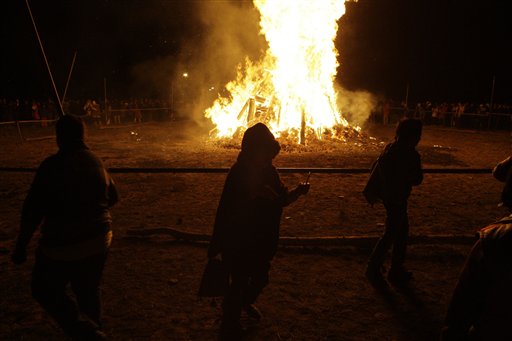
[0,121,510,340]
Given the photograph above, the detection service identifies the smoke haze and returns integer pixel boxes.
[130,0,376,129]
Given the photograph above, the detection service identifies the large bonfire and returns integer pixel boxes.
[205,0,359,145]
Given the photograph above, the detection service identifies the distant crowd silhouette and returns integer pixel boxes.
[0,98,172,125]
[372,100,511,130]
[2,97,511,132]
[10,116,512,340]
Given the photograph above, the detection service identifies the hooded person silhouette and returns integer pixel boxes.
[208,123,309,340]
[11,115,118,340]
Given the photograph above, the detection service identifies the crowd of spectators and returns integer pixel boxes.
[0,98,172,125]
[371,100,512,130]
[1,97,511,130]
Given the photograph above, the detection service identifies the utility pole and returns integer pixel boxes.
[25,0,64,116]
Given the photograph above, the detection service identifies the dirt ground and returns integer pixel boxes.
[0,120,510,340]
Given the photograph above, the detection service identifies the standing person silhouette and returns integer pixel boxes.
[365,118,423,287]
[208,123,310,340]
[441,156,512,340]
[11,114,118,340]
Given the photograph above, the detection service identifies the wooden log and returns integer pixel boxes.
[125,227,477,246]
[237,99,249,121]
[247,98,256,123]
[24,136,54,141]
[300,110,306,145]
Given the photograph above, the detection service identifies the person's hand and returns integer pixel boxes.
[296,183,310,196]
[11,247,27,265]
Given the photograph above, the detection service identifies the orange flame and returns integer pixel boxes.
[205,0,352,143]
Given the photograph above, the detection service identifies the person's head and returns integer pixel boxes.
[240,123,280,164]
[395,118,422,147]
[56,114,85,149]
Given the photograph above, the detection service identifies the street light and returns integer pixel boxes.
[171,72,189,119]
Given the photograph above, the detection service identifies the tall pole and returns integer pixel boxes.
[300,110,306,145]
[405,82,410,108]
[489,75,496,113]
[62,51,77,104]
[25,0,64,116]
[488,75,496,130]
[171,81,174,115]
[104,77,107,109]
[104,77,109,124]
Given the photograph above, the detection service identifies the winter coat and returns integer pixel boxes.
[379,141,423,203]
[19,142,118,251]
[441,215,512,341]
[209,155,289,260]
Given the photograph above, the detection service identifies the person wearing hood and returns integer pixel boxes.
[11,114,118,340]
[208,123,310,340]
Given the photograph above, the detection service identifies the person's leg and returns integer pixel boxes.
[367,230,394,269]
[220,252,248,340]
[390,205,409,271]
[243,256,270,304]
[387,202,413,283]
[70,252,108,326]
[368,204,399,269]
[366,202,405,285]
[241,257,270,320]
[32,251,99,339]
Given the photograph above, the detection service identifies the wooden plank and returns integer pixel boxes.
[125,227,477,246]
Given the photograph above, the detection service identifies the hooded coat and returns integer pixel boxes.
[209,123,289,260]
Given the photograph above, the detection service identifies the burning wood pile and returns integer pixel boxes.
[204,1,368,148]
[210,94,375,153]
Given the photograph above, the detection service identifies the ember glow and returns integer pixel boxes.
[205,0,356,143]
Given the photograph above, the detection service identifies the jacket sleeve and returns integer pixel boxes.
[493,156,512,182]
[408,151,423,186]
[441,240,486,340]
[107,172,119,207]
[282,184,300,207]
[15,160,51,250]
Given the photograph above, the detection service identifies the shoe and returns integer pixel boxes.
[69,319,107,341]
[365,265,388,288]
[387,268,413,285]
[243,304,262,320]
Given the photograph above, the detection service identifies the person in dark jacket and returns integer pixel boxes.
[11,114,118,340]
[208,123,310,340]
[365,118,423,287]
[441,157,512,340]
[492,155,512,209]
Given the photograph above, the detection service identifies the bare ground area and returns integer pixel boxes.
[0,121,510,340]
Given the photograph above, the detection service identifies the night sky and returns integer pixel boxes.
[1,0,511,104]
